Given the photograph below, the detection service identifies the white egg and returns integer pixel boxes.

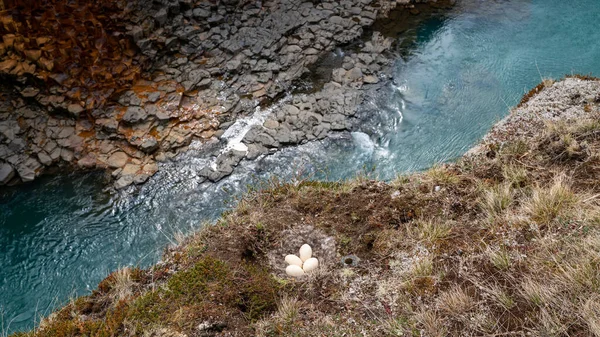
[299,244,312,262]
[286,265,305,277]
[285,254,303,267]
[302,257,319,273]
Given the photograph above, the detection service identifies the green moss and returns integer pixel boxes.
[34,320,80,337]
[128,256,231,329]
[237,263,280,321]
[18,255,280,337]
[127,256,279,332]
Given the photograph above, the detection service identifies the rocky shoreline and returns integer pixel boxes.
[0,0,454,189]
[467,76,600,156]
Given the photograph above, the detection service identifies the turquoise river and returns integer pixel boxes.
[2,0,600,332]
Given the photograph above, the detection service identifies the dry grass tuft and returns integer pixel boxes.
[423,164,460,186]
[437,286,475,317]
[390,174,411,188]
[555,256,600,292]
[519,279,556,308]
[581,295,600,336]
[109,267,134,302]
[275,296,301,324]
[535,308,567,336]
[410,219,452,246]
[488,248,512,270]
[542,78,555,88]
[410,255,434,279]
[525,174,579,225]
[381,316,414,336]
[502,164,528,188]
[500,139,529,157]
[480,183,514,219]
[416,310,447,337]
[485,284,515,310]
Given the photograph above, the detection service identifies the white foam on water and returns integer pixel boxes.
[220,95,291,155]
[393,105,404,129]
[375,146,392,161]
[351,132,375,155]
[395,83,409,92]
[400,99,406,116]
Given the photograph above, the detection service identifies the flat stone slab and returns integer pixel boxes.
[107,152,129,168]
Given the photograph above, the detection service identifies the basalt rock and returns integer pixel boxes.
[122,107,148,124]
[0,0,435,187]
[0,162,15,185]
[107,152,129,169]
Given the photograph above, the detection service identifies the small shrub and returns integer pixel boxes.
[237,263,280,321]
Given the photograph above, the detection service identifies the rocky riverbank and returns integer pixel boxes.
[13,77,600,336]
[0,0,454,189]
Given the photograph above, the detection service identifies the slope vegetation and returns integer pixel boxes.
[13,77,600,336]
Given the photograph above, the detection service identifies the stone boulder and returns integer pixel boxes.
[140,138,159,153]
[114,175,134,190]
[107,152,129,168]
[122,107,148,124]
[0,163,15,185]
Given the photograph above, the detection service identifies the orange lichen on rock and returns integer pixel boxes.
[0,0,146,108]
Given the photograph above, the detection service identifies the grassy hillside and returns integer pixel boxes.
[13,77,600,336]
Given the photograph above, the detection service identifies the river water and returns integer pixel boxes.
[2,0,600,332]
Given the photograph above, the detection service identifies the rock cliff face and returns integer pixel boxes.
[0,0,448,189]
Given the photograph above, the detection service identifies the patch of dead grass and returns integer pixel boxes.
[416,310,447,337]
[437,286,475,317]
[480,183,514,220]
[525,174,579,226]
[581,295,600,336]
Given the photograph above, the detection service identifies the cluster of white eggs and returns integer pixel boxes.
[285,244,318,277]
